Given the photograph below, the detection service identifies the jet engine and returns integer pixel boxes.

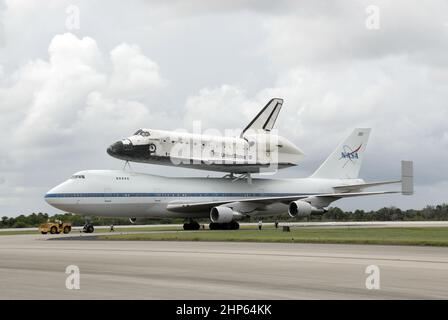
[210,207,239,223]
[288,200,323,218]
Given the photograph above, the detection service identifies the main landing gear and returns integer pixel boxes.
[183,220,240,230]
[209,221,240,230]
[183,220,200,230]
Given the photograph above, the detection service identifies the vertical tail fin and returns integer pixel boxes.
[241,98,283,137]
[310,128,371,179]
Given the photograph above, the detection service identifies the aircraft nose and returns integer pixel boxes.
[107,141,124,155]
[44,183,63,207]
[44,193,52,205]
[44,193,56,206]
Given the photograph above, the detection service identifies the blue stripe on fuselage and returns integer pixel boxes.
[44,192,313,198]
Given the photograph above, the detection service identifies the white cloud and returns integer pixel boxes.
[12,34,106,148]
[0,32,168,216]
[108,43,165,99]
[1,1,447,216]
[260,0,448,68]
[184,85,258,132]
[1,32,165,152]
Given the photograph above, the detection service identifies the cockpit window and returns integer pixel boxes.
[71,175,85,179]
[133,129,150,137]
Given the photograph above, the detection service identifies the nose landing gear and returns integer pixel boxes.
[83,223,94,233]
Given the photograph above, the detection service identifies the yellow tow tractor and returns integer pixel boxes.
[39,220,72,235]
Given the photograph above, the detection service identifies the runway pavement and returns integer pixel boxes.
[1,234,448,299]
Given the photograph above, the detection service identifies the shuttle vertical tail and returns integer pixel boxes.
[310,128,371,179]
[241,98,283,137]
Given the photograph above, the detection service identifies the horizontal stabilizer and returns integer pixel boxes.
[333,180,401,193]
[334,161,414,196]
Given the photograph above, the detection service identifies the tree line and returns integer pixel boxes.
[1,204,447,228]
[0,212,181,229]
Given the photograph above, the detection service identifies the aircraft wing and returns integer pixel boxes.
[166,191,399,213]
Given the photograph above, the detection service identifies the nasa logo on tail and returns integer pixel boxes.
[340,144,362,167]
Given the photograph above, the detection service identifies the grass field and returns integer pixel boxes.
[98,226,448,246]
[0,230,41,236]
[3,225,448,247]
[0,224,277,236]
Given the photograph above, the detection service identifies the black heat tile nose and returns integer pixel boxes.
[107,141,124,155]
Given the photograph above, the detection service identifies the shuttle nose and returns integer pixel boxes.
[107,141,124,156]
[107,140,134,157]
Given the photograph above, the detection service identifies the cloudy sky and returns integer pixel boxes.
[1,0,447,217]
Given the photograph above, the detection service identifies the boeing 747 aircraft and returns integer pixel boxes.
[45,128,413,231]
[107,98,304,174]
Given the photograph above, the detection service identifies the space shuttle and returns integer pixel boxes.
[107,98,304,174]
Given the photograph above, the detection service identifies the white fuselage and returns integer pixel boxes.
[45,170,363,219]
[107,129,305,174]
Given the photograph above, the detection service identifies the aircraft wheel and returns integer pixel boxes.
[183,222,200,230]
[83,224,94,233]
[209,222,238,230]
[192,222,200,230]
